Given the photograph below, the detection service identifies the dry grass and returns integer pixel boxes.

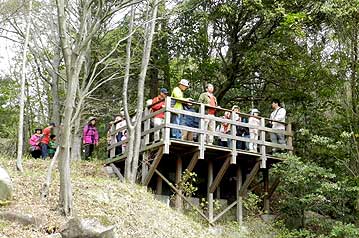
[0,157,225,238]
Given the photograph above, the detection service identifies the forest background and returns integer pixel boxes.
[1,0,359,237]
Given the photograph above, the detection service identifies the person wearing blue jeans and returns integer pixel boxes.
[171,114,182,139]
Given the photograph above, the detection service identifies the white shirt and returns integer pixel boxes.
[270,107,286,130]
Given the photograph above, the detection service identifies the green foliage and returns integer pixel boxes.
[243,192,262,217]
[272,154,359,234]
[329,222,359,238]
[177,169,198,197]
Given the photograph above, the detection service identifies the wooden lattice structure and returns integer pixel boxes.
[105,97,293,224]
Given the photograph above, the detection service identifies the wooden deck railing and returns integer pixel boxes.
[107,96,293,167]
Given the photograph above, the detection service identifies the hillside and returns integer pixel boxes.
[0,157,252,238]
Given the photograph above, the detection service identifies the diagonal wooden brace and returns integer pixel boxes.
[239,161,260,197]
[209,156,231,193]
[142,147,164,186]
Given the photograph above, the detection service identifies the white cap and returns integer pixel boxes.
[250,108,260,114]
[179,79,189,87]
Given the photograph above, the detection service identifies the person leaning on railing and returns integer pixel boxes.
[151,88,168,142]
[269,99,287,153]
[198,83,218,145]
[170,79,190,139]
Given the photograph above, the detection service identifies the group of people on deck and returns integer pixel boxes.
[149,79,287,153]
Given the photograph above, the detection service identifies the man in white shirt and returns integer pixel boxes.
[269,99,286,152]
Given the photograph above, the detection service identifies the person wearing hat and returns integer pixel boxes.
[29,128,42,159]
[198,83,218,144]
[248,108,261,153]
[151,88,169,141]
[83,116,99,159]
[171,79,190,139]
[40,122,56,159]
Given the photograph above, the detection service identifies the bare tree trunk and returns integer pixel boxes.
[16,0,33,172]
[56,0,76,216]
[131,0,159,182]
[71,115,82,161]
[51,47,62,126]
[41,148,60,200]
[123,6,136,180]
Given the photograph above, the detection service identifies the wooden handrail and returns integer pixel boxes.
[107,96,294,159]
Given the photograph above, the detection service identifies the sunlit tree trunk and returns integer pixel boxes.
[16,0,33,172]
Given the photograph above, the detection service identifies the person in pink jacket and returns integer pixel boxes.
[29,128,42,158]
[83,117,99,159]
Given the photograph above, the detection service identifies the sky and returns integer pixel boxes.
[0,37,15,77]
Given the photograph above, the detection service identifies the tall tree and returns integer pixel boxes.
[16,0,32,172]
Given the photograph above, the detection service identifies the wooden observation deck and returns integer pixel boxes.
[106,97,293,224]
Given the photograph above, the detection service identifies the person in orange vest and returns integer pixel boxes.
[151,88,168,142]
[41,122,56,159]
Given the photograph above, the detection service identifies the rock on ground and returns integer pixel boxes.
[60,217,116,238]
[0,166,12,201]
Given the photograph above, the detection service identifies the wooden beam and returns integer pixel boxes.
[212,200,238,223]
[142,147,164,186]
[231,112,237,164]
[141,152,149,184]
[248,179,264,192]
[260,118,267,169]
[149,164,212,224]
[209,156,231,193]
[208,160,214,222]
[268,177,280,199]
[239,161,260,197]
[287,123,293,155]
[156,175,162,195]
[186,151,199,172]
[163,97,171,154]
[263,169,270,213]
[109,163,124,182]
[236,166,243,224]
[199,104,205,159]
[175,157,183,210]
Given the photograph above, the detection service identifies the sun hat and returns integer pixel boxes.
[179,79,189,87]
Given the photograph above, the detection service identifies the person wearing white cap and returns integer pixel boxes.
[248,108,261,152]
[170,79,190,139]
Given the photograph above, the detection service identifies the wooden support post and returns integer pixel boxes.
[110,163,124,182]
[142,147,164,186]
[199,104,205,159]
[175,156,183,211]
[239,161,260,197]
[236,166,243,224]
[144,106,151,145]
[287,123,293,154]
[110,124,116,158]
[208,160,214,222]
[231,111,237,164]
[216,186,221,199]
[186,151,199,172]
[163,97,171,154]
[263,168,270,213]
[141,152,149,184]
[209,156,230,193]
[156,175,163,195]
[149,165,212,224]
[260,118,267,168]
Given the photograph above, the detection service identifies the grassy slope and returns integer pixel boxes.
[0,157,228,238]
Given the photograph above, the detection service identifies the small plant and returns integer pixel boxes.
[243,192,261,216]
[177,169,198,197]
